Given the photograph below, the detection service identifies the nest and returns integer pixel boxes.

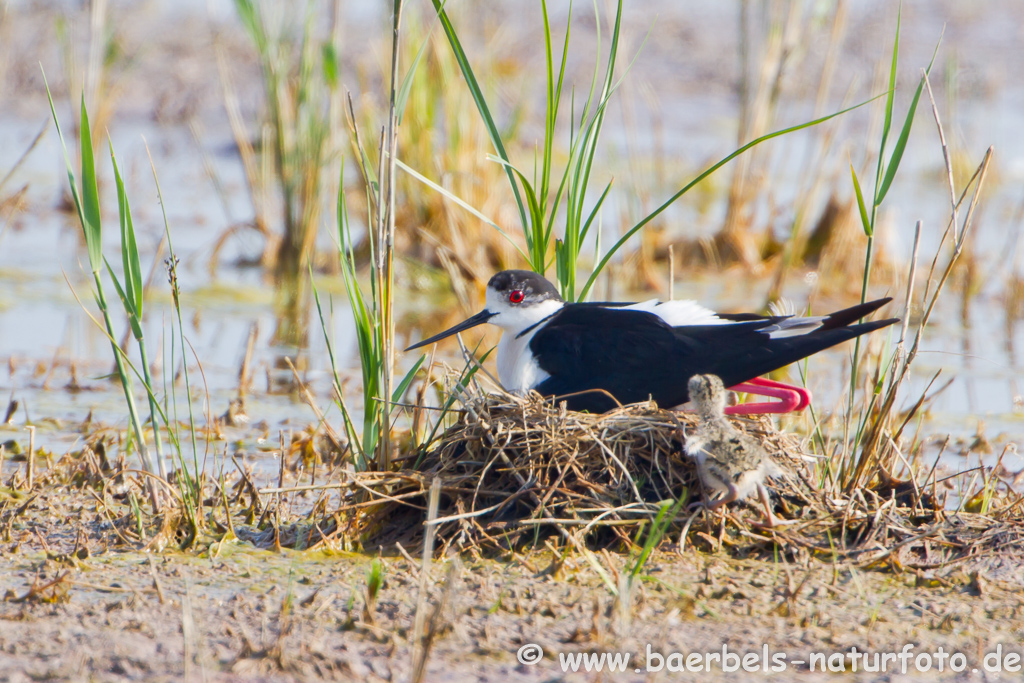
[326,394,1024,574]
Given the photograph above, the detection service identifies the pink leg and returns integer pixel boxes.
[723,376,811,415]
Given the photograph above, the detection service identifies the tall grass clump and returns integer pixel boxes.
[419,0,621,301]
[418,0,876,303]
[310,0,429,472]
[47,81,213,539]
[313,169,423,471]
[833,12,934,485]
[308,3,497,473]
[228,0,340,341]
[807,13,995,495]
[46,84,163,511]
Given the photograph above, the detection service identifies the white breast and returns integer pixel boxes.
[496,325,550,394]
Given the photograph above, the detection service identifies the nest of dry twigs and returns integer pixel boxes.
[317,393,1024,575]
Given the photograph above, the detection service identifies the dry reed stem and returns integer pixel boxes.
[412,477,441,676]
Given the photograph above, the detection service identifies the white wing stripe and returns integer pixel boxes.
[621,299,729,326]
[605,298,826,337]
[761,316,826,339]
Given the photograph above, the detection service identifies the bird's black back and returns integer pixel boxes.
[530,299,897,412]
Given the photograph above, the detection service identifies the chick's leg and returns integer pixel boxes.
[754,482,794,528]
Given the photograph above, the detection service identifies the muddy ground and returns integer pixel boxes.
[2,479,1024,683]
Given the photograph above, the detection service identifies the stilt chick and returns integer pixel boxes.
[684,374,786,527]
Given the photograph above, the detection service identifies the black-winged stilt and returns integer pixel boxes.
[684,374,785,527]
[406,269,898,414]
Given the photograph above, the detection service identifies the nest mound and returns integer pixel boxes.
[333,395,1024,575]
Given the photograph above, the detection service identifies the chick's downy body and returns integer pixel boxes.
[684,374,785,526]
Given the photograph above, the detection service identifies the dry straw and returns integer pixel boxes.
[275,390,1024,575]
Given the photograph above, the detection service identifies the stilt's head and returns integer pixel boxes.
[688,374,728,415]
[406,270,563,351]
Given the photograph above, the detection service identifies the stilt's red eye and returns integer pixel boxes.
[509,289,525,304]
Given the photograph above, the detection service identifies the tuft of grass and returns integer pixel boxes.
[46,76,216,541]
[147,143,207,545]
[46,79,162,512]
[363,557,384,624]
[228,0,340,341]
[314,172,424,469]
[425,0,624,300]
[314,0,427,472]
[820,17,993,494]
[425,0,879,303]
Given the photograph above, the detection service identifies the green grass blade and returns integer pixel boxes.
[539,0,572,209]
[872,2,901,205]
[540,0,555,208]
[875,75,923,206]
[577,179,613,249]
[629,495,686,580]
[103,256,143,338]
[322,43,339,90]
[110,147,144,323]
[43,73,89,254]
[572,0,622,218]
[429,0,528,232]
[876,35,941,205]
[391,354,425,403]
[880,5,900,151]
[850,164,872,237]
[578,95,880,300]
[504,163,546,271]
[79,96,103,273]
[233,0,267,55]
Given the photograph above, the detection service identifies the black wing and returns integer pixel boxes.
[531,300,898,412]
[530,306,690,412]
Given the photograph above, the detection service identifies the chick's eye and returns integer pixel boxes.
[509,289,525,304]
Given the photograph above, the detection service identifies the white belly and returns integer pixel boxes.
[496,328,550,394]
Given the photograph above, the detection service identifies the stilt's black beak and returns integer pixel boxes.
[405,310,496,351]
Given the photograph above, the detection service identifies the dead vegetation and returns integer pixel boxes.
[6,388,1022,583]
[4,394,1024,681]
[303,393,1024,577]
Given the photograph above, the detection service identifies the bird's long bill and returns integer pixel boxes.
[405,309,495,351]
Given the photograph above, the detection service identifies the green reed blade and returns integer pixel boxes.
[78,96,103,273]
[391,354,425,404]
[876,34,941,205]
[397,0,445,125]
[430,0,528,233]
[850,164,872,237]
[110,148,144,327]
